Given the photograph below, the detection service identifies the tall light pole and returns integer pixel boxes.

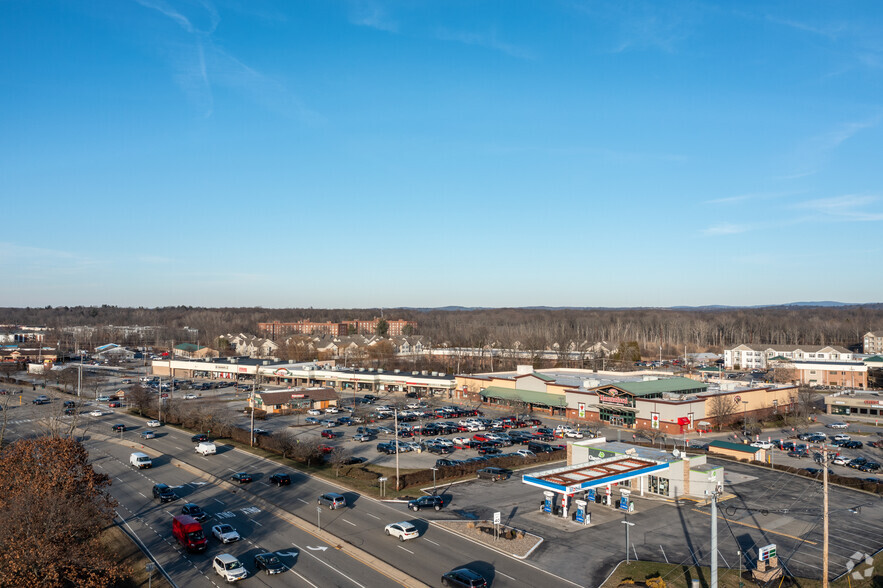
[394,407,400,491]
[431,467,438,495]
[251,366,261,447]
[822,445,829,587]
[742,401,749,434]
[709,485,723,588]
[622,514,635,563]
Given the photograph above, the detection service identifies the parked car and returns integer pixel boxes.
[230,472,252,483]
[842,441,863,449]
[787,450,808,458]
[307,409,322,416]
[305,417,320,424]
[477,445,501,455]
[89,409,103,417]
[254,552,286,575]
[152,483,177,502]
[211,524,241,544]
[321,429,339,439]
[318,493,346,509]
[515,449,536,458]
[750,441,773,449]
[353,432,376,442]
[859,462,881,472]
[213,554,247,583]
[408,495,444,512]
[384,521,420,541]
[441,567,489,588]
[833,455,850,466]
[828,422,849,429]
[269,473,291,486]
[477,467,512,481]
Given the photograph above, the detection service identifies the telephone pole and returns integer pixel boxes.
[394,407,400,491]
[823,445,829,587]
[710,485,723,588]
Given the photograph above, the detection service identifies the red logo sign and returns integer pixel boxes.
[600,395,628,405]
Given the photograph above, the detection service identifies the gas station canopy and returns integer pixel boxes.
[522,455,670,494]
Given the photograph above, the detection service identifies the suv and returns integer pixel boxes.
[32,395,50,405]
[408,495,444,512]
[527,441,554,453]
[181,503,208,522]
[152,483,177,502]
[317,493,346,509]
[191,433,209,443]
[477,467,512,482]
[441,567,488,587]
[269,473,291,486]
[213,554,247,583]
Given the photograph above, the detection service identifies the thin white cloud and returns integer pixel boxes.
[705,191,797,205]
[782,115,882,179]
[702,224,749,236]
[348,1,398,33]
[436,28,535,60]
[795,195,883,221]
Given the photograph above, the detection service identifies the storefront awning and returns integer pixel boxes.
[480,386,568,407]
[591,404,638,412]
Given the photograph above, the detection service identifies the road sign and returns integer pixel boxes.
[493,512,501,525]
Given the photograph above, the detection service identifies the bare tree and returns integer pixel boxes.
[127,384,155,417]
[327,446,349,477]
[707,394,738,430]
[797,386,819,419]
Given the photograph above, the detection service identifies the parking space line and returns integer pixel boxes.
[660,545,668,563]
[297,498,308,504]
[691,509,817,545]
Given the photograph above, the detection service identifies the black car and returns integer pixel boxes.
[64,407,77,416]
[842,441,863,449]
[111,424,126,432]
[191,433,209,443]
[181,503,208,522]
[435,458,458,468]
[344,456,367,465]
[477,467,512,481]
[269,473,291,486]
[527,441,554,453]
[859,462,881,472]
[477,445,501,455]
[231,472,252,483]
[254,552,286,575]
[788,450,808,458]
[408,495,444,512]
[152,483,177,502]
[441,567,488,588]
[376,442,397,454]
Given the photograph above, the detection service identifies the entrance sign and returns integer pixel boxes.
[759,544,776,561]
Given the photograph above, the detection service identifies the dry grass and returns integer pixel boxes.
[101,524,170,588]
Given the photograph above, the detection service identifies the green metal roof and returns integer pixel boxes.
[865,355,883,363]
[175,343,205,352]
[708,440,760,454]
[480,385,568,407]
[607,377,708,397]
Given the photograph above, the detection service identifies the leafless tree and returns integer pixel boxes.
[707,394,739,430]
[797,386,819,419]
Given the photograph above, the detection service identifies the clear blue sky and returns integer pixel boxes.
[2,1,881,308]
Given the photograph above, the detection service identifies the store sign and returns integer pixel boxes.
[759,544,776,561]
[864,400,883,406]
[600,395,629,405]
[677,417,690,425]
[651,413,660,429]
[578,403,586,418]
[275,368,290,376]
[290,394,305,399]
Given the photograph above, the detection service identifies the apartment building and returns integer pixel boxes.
[259,317,416,339]
[724,344,854,370]
[864,331,883,355]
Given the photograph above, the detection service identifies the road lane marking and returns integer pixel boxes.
[138,492,147,498]
[297,498,308,504]
[424,539,439,546]
[214,498,225,505]
[294,542,365,588]
[342,519,357,526]
[497,571,516,581]
[365,513,380,520]
[289,568,319,587]
[250,518,263,527]
[174,446,184,451]
[660,545,669,563]
[397,545,414,554]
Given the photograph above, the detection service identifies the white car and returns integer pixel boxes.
[828,422,849,429]
[147,420,162,427]
[750,441,773,450]
[211,524,241,544]
[213,554,247,582]
[432,437,454,447]
[403,441,421,452]
[384,521,419,541]
[832,434,851,442]
[325,407,339,414]
[516,449,536,458]
[563,430,585,439]
[307,409,322,416]
[182,394,198,400]
[89,410,104,417]
[452,436,471,446]
[833,455,850,466]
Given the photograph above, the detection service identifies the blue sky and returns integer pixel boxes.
[2,1,881,308]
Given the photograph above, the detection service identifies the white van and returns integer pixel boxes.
[195,441,217,456]
[129,452,153,469]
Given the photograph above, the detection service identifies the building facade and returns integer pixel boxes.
[259,318,417,339]
[864,331,883,355]
[724,344,854,370]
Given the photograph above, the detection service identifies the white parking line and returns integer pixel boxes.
[214,498,225,505]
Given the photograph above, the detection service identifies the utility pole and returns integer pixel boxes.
[823,445,829,587]
[394,407,400,491]
[622,514,635,563]
[250,367,259,447]
[710,485,722,588]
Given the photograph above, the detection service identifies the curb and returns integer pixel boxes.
[431,519,544,561]
[95,433,430,588]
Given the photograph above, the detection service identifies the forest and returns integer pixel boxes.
[2,304,882,356]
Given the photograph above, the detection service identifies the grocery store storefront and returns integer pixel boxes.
[825,392,883,417]
[597,405,637,427]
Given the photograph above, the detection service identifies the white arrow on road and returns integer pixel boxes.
[276,551,299,557]
[306,546,328,552]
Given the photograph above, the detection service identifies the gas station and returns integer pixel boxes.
[522,438,724,525]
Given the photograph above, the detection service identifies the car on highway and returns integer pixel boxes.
[181,503,208,522]
[97,396,111,402]
[140,430,155,439]
[254,552,286,575]
[408,495,444,512]
[213,554,247,583]
[211,524,241,544]
[384,521,419,541]
[152,483,177,502]
[307,409,322,416]
[477,467,512,481]
[89,409,104,417]
[111,424,126,432]
[441,567,488,587]
[182,394,198,400]
[147,420,162,427]
[108,401,122,408]
[230,472,252,483]
[191,433,209,443]
[317,493,346,509]
[269,473,291,486]
[828,422,849,429]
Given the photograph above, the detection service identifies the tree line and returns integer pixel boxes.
[2,304,882,356]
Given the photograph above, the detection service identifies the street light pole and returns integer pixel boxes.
[622,514,635,563]
[431,467,438,495]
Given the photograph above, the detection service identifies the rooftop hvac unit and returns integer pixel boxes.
[422,370,428,376]
[439,373,445,377]
[394,369,401,374]
[431,371,438,376]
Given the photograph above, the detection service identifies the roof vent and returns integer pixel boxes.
[394,369,400,374]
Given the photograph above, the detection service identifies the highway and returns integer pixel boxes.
[2,387,582,588]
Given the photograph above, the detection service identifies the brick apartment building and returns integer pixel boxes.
[259,317,416,339]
